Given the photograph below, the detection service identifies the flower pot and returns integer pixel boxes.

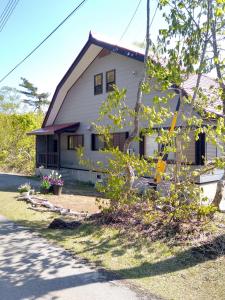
[40,187,49,194]
[53,185,62,196]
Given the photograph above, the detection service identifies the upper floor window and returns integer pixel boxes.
[94,73,103,95]
[106,69,116,92]
[68,135,84,150]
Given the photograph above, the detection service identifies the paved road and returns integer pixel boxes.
[0,173,40,191]
[0,215,152,300]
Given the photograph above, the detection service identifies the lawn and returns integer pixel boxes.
[0,190,225,300]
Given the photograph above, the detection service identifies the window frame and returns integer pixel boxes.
[67,134,84,150]
[106,69,116,92]
[112,132,129,151]
[94,73,103,95]
[91,134,106,151]
[91,132,128,151]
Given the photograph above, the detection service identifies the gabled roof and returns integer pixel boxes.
[43,33,220,128]
[43,32,145,127]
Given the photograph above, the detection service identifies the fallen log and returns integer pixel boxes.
[17,194,88,219]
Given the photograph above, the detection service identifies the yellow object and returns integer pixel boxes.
[154,111,179,184]
[155,159,167,183]
[169,112,178,133]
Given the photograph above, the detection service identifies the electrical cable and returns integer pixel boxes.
[0,0,87,84]
[0,0,20,32]
[142,1,159,45]
[0,0,14,27]
[119,0,142,41]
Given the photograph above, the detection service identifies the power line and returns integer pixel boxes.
[0,0,20,32]
[0,0,88,84]
[150,1,159,30]
[142,1,159,44]
[119,0,142,41]
[0,0,14,26]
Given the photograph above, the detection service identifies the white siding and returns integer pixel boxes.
[52,51,198,170]
[55,52,145,167]
[206,142,217,161]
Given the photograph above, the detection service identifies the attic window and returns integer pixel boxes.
[94,73,103,95]
[106,69,116,92]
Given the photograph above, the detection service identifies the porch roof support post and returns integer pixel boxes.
[35,136,38,168]
[57,133,61,170]
[45,135,48,168]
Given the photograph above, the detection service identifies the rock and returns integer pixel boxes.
[48,218,82,229]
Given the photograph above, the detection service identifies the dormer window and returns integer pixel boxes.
[106,69,116,92]
[94,73,103,95]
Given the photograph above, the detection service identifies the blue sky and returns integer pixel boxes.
[0,0,163,96]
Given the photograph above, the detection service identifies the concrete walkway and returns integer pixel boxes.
[0,215,151,300]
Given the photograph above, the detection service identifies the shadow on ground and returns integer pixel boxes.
[16,216,225,280]
[0,218,159,300]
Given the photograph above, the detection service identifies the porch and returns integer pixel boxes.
[28,122,80,169]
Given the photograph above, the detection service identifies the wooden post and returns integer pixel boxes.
[58,133,61,170]
[46,135,48,168]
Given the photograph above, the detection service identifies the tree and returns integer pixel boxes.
[78,0,219,223]
[19,77,50,112]
[156,0,225,210]
[0,86,21,114]
[0,112,43,174]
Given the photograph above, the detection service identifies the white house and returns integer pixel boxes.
[28,33,223,199]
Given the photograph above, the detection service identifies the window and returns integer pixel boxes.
[144,132,176,160]
[92,134,106,151]
[106,69,116,92]
[92,132,128,151]
[112,132,128,151]
[144,133,159,157]
[68,135,84,150]
[94,73,103,95]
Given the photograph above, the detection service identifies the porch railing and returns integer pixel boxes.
[37,152,58,168]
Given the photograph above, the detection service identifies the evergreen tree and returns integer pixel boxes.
[19,77,50,112]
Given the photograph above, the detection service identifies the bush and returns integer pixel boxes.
[18,183,31,193]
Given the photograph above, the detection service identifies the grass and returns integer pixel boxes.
[0,190,225,300]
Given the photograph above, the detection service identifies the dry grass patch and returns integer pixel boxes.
[0,190,225,300]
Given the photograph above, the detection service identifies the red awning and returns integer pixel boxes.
[27,122,80,135]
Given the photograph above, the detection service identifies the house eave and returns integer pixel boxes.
[42,32,145,128]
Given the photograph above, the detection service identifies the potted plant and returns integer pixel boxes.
[49,171,64,195]
[51,178,64,195]
[18,183,31,197]
[40,176,51,194]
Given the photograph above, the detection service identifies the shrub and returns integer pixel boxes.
[18,183,31,193]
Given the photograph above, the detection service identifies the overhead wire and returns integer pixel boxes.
[0,0,13,23]
[0,0,88,84]
[0,0,14,28]
[142,1,159,45]
[119,0,142,41]
[0,0,20,32]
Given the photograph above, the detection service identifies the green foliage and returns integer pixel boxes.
[0,112,43,174]
[40,177,51,190]
[18,182,31,193]
[0,86,21,114]
[78,0,225,224]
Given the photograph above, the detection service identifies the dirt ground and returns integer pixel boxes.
[0,173,104,215]
[44,193,100,214]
